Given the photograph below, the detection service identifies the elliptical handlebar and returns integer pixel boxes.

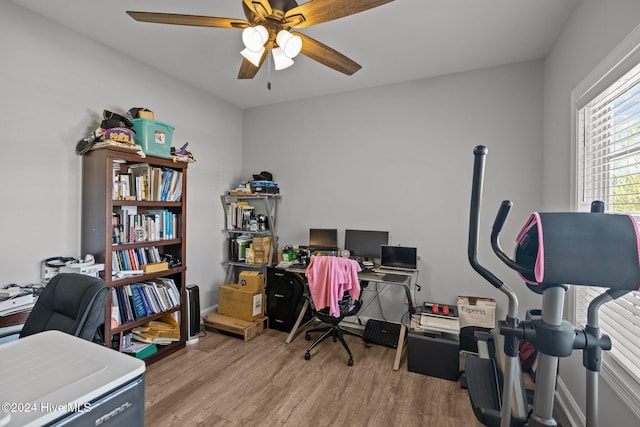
[469,146,533,283]
[468,145,504,289]
[491,200,533,276]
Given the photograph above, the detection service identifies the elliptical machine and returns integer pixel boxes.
[465,145,640,427]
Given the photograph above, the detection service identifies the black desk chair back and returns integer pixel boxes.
[304,256,365,366]
[20,273,109,343]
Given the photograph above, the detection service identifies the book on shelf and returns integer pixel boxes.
[132,315,179,345]
[133,284,153,316]
[160,169,173,201]
[141,284,161,314]
[122,285,138,320]
[132,333,174,345]
[226,201,256,230]
[129,284,148,319]
[117,173,132,200]
[123,342,157,359]
[114,285,131,324]
[156,278,181,306]
[113,280,181,325]
[144,284,160,314]
[169,171,183,201]
[152,282,170,311]
[128,163,151,201]
[111,247,165,274]
[225,202,234,230]
[111,288,121,327]
[111,163,175,203]
[150,167,160,201]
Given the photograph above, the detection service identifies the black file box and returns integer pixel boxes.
[407,331,460,381]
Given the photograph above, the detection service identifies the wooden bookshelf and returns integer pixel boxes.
[81,148,188,364]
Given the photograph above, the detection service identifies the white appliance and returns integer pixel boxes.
[0,331,145,426]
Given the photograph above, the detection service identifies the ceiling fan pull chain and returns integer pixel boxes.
[267,49,272,91]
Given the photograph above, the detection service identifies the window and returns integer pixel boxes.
[578,63,640,212]
[575,53,640,414]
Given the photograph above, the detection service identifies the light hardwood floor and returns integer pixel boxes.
[144,325,483,427]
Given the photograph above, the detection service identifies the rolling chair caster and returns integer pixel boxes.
[348,358,353,366]
[304,352,311,360]
[305,333,311,340]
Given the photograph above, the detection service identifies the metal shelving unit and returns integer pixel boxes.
[220,193,280,284]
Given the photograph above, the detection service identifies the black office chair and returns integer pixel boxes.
[20,273,109,343]
[303,256,365,366]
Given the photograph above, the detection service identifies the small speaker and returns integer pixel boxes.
[186,284,200,344]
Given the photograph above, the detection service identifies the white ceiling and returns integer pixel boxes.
[11,0,580,109]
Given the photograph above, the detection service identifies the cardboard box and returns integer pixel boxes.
[252,250,270,265]
[203,313,268,342]
[251,236,271,251]
[218,284,264,322]
[457,296,496,329]
[142,261,169,273]
[238,271,264,292]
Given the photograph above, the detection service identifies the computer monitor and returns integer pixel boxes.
[309,228,338,250]
[380,245,417,270]
[344,229,389,260]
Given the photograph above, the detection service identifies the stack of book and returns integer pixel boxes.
[111,246,164,273]
[225,201,255,230]
[114,163,183,202]
[122,341,158,359]
[110,278,181,327]
[112,208,179,245]
[131,314,180,345]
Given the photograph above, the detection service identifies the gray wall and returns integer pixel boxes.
[243,60,545,323]
[0,1,241,310]
[3,0,640,424]
[543,0,640,425]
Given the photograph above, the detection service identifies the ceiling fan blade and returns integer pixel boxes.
[243,2,263,24]
[238,58,262,79]
[126,11,249,29]
[243,0,272,18]
[293,32,361,75]
[285,0,394,28]
[237,42,272,79]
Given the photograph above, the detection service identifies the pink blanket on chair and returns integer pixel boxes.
[305,256,361,317]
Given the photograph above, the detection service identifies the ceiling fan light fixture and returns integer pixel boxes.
[241,25,268,52]
[276,30,302,58]
[241,47,264,67]
[272,47,294,70]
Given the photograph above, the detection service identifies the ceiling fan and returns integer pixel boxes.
[127,0,394,79]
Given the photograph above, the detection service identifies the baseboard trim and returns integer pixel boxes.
[201,304,217,317]
[555,376,585,427]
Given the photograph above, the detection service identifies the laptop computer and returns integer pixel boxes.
[308,228,339,251]
[379,245,417,271]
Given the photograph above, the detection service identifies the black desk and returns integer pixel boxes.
[283,264,412,370]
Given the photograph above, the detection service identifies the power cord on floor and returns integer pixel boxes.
[198,317,207,338]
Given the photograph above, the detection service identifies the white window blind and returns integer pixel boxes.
[579,62,640,211]
[576,61,640,409]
